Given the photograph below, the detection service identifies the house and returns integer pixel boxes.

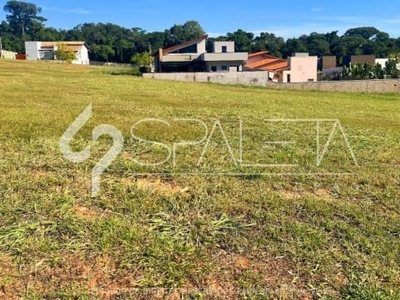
[25,41,90,65]
[375,58,400,70]
[245,52,317,83]
[244,51,289,81]
[318,56,336,71]
[281,53,318,83]
[154,35,248,72]
[244,51,289,71]
[342,55,375,67]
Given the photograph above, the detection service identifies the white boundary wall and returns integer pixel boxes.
[1,50,17,59]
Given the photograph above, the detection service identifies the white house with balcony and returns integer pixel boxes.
[154,35,248,73]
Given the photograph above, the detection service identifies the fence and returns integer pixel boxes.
[143,72,400,93]
[143,71,271,87]
[0,50,17,59]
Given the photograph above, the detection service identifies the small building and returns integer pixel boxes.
[375,58,400,70]
[281,53,318,83]
[318,56,336,71]
[154,35,248,73]
[25,41,90,65]
[342,55,375,67]
[245,51,317,83]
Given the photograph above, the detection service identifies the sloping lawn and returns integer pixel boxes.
[1,59,400,299]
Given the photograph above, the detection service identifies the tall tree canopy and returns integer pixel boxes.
[3,0,46,39]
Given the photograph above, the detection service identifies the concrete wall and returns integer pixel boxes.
[269,79,400,93]
[74,46,90,65]
[25,41,40,60]
[144,71,271,86]
[343,55,375,67]
[197,39,206,54]
[206,61,244,72]
[143,72,400,93]
[375,58,389,67]
[319,56,336,70]
[0,50,17,59]
[213,41,235,53]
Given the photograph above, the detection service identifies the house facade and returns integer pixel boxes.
[342,55,375,67]
[245,51,317,83]
[318,56,336,71]
[25,41,90,65]
[281,53,318,83]
[154,35,248,72]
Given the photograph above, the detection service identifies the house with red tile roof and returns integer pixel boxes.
[25,41,90,65]
[245,51,317,83]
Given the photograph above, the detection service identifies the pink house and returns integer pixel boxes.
[281,53,318,83]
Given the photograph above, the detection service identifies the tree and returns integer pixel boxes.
[227,29,254,52]
[253,32,284,57]
[3,0,47,39]
[182,20,205,40]
[385,58,399,78]
[131,51,154,72]
[55,43,76,63]
[165,21,205,48]
[281,38,308,58]
[344,27,380,40]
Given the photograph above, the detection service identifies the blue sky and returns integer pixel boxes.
[1,0,400,38]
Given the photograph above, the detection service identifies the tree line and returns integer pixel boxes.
[1,0,400,64]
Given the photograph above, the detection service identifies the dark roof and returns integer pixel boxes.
[160,34,208,56]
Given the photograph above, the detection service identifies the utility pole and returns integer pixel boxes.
[0,36,3,57]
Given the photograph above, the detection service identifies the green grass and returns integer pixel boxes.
[1,59,400,299]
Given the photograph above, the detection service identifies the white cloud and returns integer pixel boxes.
[311,7,324,12]
[41,6,90,14]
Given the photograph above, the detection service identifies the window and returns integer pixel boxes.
[222,46,227,53]
[221,66,228,71]
[211,66,217,72]
[287,74,291,82]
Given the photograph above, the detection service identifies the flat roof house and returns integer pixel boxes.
[282,53,318,83]
[342,55,375,67]
[154,35,248,72]
[25,41,90,65]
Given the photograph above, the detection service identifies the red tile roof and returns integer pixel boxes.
[245,52,289,71]
[40,41,88,52]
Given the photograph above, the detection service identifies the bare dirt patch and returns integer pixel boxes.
[73,205,100,221]
[123,177,190,197]
[10,254,139,299]
[278,188,335,202]
[195,251,313,299]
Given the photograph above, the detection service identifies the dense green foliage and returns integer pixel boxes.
[1,1,400,63]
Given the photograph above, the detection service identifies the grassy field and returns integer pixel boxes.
[0,59,400,299]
